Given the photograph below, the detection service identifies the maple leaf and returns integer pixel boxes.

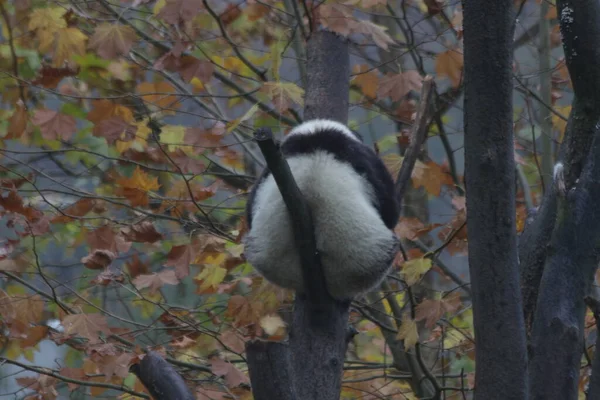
[352,20,394,50]
[261,82,305,112]
[136,81,180,110]
[194,265,228,293]
[52,198,96,223]
[352,65,379,99]
[133,270,179,293]
[401,257,432,286]
[87,99,134,124]
[97,353,135,380]
[218,330,247,353]
[16,375,58,399]
[397,313,419,350]
[93,116,138,144]
[88,24,136,59]
[412,160,454,196]
[157,0,203,24]
[126,254,149,278]
[416,293,462,329]
[62,313,110,344]
[31,109,76,141]
[377,71,423,101]
[116,166,161,207]
[165,244,195,278]
[179,55,214,83]
[21,326,49,348]
[435,49,464,88]
[210,357,250,387]
[0,190,42,222]
[54,28,88,67]
[319,4,353,35]
[87,225,119,252]
[168,148,206,174]
[121,221,163,243]
[226,295,264,328]
[6,101,28,139]
[28,7,66,52]
[32,64,79,88]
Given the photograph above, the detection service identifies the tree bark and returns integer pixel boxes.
[463,0,528,398]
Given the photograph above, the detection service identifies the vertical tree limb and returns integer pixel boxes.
[463,1,528,398]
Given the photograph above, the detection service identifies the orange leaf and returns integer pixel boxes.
[435,49,464,88]
[136,81,180,110]
[116,166,161,207]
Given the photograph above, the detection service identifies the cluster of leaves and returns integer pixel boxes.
[0,0,587,399]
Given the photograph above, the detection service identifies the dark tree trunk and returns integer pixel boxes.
[462,0,528,398]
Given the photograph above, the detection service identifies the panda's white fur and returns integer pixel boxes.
[244,120,399,300]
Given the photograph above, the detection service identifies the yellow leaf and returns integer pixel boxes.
[54,28,88,67]
[227,103,259,133]
[397,313,419,350]
[115,120,151,153]
[28,7,66,52]
[116,166,161,207]
[401,257,432,286]
[195,265,227,293]
[270,40,285,81]
[160,125,187,152]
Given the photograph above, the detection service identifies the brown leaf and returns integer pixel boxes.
[168,148,206,174]
[32,64,79,88]
[126,254,149,278]
[88,24,136,59]
[424,0,444,15]
[415,294,462,328]
[165,244,195,279]
[116,166,161,207]
[52,198,96,223]
[0,190,42,221]
[121,221,163,243]
[377,71,423,101]
[93,116,137,144]
[97,353,135,380]
[31,109,76,140]
[412,160,454,196]
[62,313,110,344]
[82,249,116,270]
[210,357,250,387]
[133,270,179,293]
[157,0,203,24]
[21,325,49,347]
[353,64,378,99]
[87,99,134,124]
[178,55,214,83]
[226,295,263,328]
[7,101,28,138]
[87,225,118,252]
[435,49,464,88]
[136,81,180,110]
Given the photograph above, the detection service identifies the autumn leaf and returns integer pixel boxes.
[157,0,203,24]
[165,244,195,278]
[261,82,304,112]
[116,166,161,207]
[54,28,88,67]
[133,270,179,293]
[93,116,138,144]
[121,221,163,243]
[32,64,79,88]
[226,295,264,328]
[88,24,137,59]
[28,7,66,52]
[62,313,110,344]
[53,198,97,223]
[126,254,149,278]
[210,357,250,387]
[82,249,116,270]
[415,293,462,328]
[6,101,28,138]
[353,65,379,99]
[179,56,214,83]
[31,109,76,141]
[87,99,134,124]
[195,265,228,293]
[397,312,419,350]
[352,20,394,50]
[377,71,423,102]
[435,49,464,88]
[401,257,432,286]
[412,160,454,196]
[136,81,180,110]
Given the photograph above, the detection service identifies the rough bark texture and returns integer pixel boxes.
[130,351,194,400]
[527,2,600,398]
[245,30,351,400]
[463,0,528,398]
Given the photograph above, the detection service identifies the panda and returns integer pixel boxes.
[244,119,400,301]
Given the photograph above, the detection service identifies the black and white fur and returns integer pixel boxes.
[244,119,400,300]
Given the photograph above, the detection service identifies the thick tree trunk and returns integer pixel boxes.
[463,0,528,398]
